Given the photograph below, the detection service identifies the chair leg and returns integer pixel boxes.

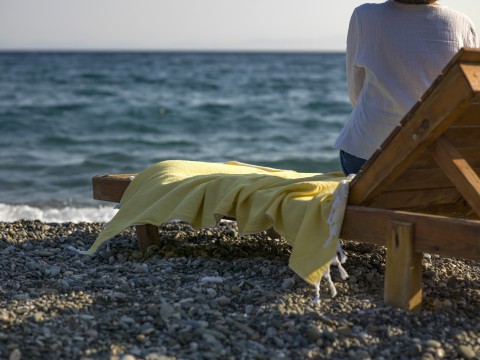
[384,221,423,311]
[266,227,282,240]
[135,224,160,251]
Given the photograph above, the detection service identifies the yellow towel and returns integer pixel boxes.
[86,160,348,285]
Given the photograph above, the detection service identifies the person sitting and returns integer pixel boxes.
[335,0,479,175]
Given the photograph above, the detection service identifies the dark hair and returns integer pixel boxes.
[394,0,437,4]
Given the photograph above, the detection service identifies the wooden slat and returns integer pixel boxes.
[349,63,475,206]
[403,201,475,219]
[455,103,480,126]
[369,188,461,210]
[454,48,480,65]
[460,63,480,92]
[458,148,480,168]
[92,174,136,202]
[444,126,480,147]
[387,168,452,191]
[386,166,480,191]
[340,206,480,260]
[384,222,422,311]
[407,153,438,170]
[429,136,480,217]
[408,147,480,169]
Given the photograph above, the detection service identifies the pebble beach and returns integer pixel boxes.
[1,220,479,360]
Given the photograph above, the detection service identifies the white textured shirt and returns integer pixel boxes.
[335,0,479,159]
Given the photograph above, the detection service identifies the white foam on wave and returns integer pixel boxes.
[0,203,118,223]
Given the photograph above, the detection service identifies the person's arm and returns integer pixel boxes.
[467,24,479,48]
[346,10,365,107]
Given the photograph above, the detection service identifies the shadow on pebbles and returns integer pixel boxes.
[0,220,479,360]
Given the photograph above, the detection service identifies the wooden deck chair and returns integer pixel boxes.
[338,48,480,310]
[92,48,480,311]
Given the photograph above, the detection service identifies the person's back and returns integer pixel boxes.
[335,0,478,175]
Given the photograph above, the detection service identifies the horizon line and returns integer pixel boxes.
[0,48,346,54]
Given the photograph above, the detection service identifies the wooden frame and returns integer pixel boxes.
[342,48,480,310]
[92,49,480,311]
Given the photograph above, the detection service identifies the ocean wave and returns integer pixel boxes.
[0,203,117,223]
[40,135,85,146]
[1,52,350,207]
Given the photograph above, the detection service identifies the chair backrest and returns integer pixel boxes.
[348,48,480,219]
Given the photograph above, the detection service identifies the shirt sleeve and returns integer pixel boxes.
[346,9,365,107]
[466,24,480,48]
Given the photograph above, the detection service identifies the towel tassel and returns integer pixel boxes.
[312,243,349,305]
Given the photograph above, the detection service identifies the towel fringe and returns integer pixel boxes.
[313,177,352,304]
[323,179,350,249]
[312,244,349,305]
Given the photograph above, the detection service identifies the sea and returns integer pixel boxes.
[0,51,351,223]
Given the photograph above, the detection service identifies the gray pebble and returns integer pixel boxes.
[305,326,322,342]
[46,265,61,277]
[139,323,155,335]
[200,276,224,284]
[9,348,21,360]
[133,264,148,273]
[281,277,295,290]
[2,245,15,255]
[38,250,56,256]
[120,316,135,324]
[215,296,231,305]
[147,304,159,316]
[160,302,175,319]
[245,304,254,314]
[206,288,217,297]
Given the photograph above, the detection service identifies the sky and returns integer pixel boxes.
[0,0,479,51]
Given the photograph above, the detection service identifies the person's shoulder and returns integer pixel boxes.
[433,4,475,25]
[353,2,389,17]
[433,4,476,20]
